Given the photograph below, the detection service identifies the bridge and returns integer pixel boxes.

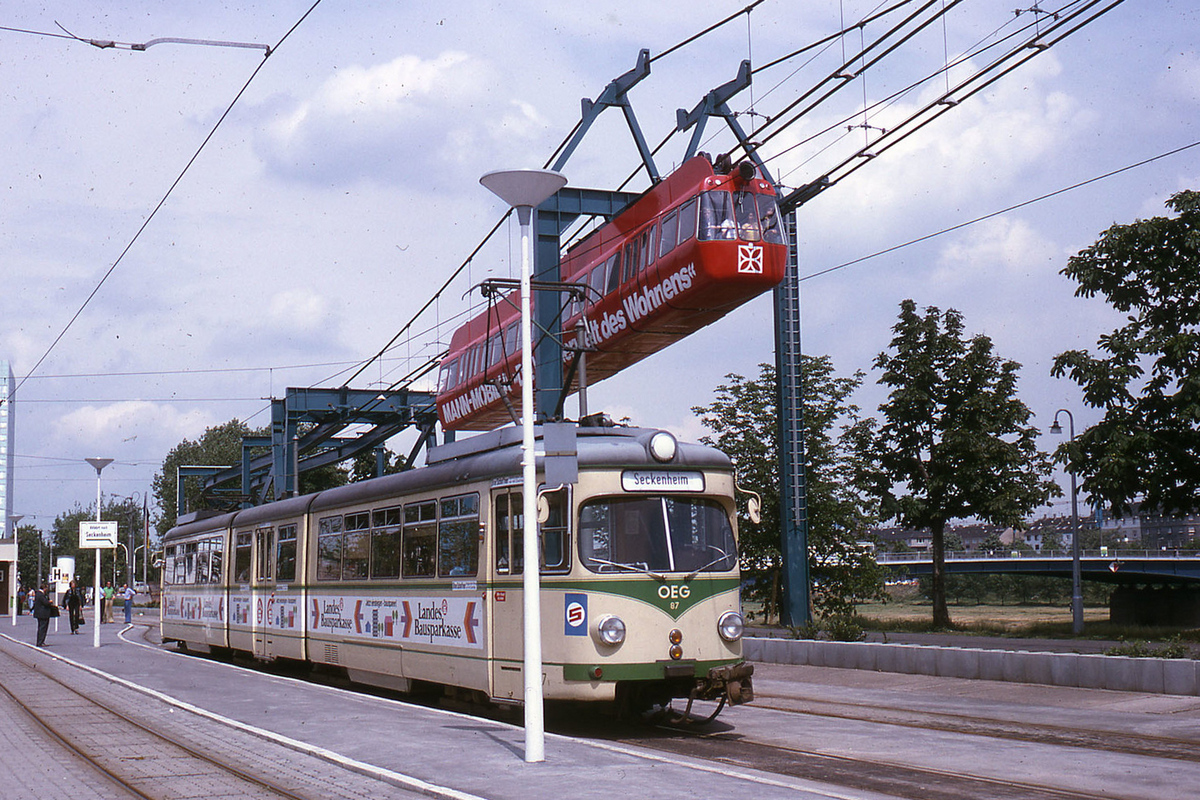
[876,550,1200,626]
[875,550,1200,584]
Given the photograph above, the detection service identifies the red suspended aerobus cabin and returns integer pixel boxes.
[437,154,789,431]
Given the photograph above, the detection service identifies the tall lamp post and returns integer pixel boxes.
[1049,410,1083,635]
[8,513,22,626]
[479,167,567,764]
[86,458,113,648]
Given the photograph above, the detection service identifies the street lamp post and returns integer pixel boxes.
[479,167,567,764]
[1049,411,1083,635]
[86,458,114,648]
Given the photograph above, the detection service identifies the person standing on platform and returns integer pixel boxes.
[32,584,58,647]
[120,583,135,624]
[65,579,85,634]
[103,581,115,623]
[16,585,25,615]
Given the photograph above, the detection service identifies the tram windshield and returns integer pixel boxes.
[578,496,737,575]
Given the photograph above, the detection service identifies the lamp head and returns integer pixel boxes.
[1049,421,1063,435]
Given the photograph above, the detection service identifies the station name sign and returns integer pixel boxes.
[621,470,705,493]
[79,521,119,548]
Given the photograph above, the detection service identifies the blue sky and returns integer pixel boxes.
[2,1,1197,527]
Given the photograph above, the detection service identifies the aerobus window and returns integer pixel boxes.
[439,493,480,577]
[488,333,505,369]
[342,512,371,580]
[622,238,639,283]
[494,491,522,574]
[578,496,736,574]
[370,507,401,579]
[677,198,698,244]
[438,358,458,393]
[234,531,253,585]
[588,263,606,304]
[698,191,736,240]
[316,516,343,581]
[277,524,297,583]
[606,252,622,294]
[540,487,570,572]
[659,210,679,257]
[641,228,656,270]
[504,322,520,362]
[403,500,437,577]
[733,191,761,241]
[756,194,786,245]
[255,527,274,582]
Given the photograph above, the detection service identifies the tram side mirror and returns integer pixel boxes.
[747,496,761,525]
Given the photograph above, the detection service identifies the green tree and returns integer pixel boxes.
[860,300,1058,629]
[693,357,886,624]
[152,419,262,538]
[1051,190,1200,517]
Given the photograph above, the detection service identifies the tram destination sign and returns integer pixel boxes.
[79,521,119,548]
[621,470,705,493]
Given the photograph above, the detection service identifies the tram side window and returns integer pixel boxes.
[255,527,274,582]
[208,535,224,583]
[371,507,401,578]
[316,516,343,581]
[659,211,679,257]
[439,493,480,578]
[756,194,786,245]
[403,501,437,577]
[494,491,523,574]
[277,524,297,583]
[343,511,370,580]
[234,531,253,585]
[540,487,569,572]
[733,191,761,241]
[698,191,736,240]
[164,546,177,585]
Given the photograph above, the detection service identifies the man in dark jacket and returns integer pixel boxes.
[32,584,57,647]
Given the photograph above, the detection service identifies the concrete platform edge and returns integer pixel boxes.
[744,637,1199,696]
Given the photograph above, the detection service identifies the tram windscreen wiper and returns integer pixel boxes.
[586,557,666,581]
[683,547,734,581]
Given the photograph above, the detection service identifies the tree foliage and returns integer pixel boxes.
[860,300,1058,628]
[1051,190,1200,517]
[693,357,886,624]
[152,419,262,537]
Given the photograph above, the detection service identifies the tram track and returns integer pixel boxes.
[748,691,1200,763]
[0,644,316,800]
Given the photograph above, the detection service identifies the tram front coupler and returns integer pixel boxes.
[696,662,754,706]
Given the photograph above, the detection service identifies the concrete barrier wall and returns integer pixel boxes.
[744,637,1200,696]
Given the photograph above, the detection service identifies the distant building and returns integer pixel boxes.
[1105,503,1200,550]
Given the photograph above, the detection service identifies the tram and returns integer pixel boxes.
[161,423,753,715]
[437,154,789,431]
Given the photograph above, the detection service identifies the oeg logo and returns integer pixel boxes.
[658,584,691,600]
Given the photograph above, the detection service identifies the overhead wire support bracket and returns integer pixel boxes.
[551,49,659,184]
[55,23,271,55]
[676,59,777,188]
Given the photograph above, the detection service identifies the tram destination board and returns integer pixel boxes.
[79,520,118,548]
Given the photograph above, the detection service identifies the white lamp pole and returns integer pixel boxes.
[1049,411,1083,635]
[479,168,567,764]
[86,458,113,648]
[8,514,22,626]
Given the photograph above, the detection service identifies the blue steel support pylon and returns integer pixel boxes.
[774,210,811,626]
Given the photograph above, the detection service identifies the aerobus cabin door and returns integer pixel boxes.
[490,488,525,703]
[251,526,276,660]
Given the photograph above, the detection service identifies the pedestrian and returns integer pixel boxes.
[16,585,25,615]
[102,581,115,623]
[65,579,85,634]
[120,583,135,624]
[32,584,58,647]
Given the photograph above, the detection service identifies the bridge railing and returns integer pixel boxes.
[874,549,1193,564]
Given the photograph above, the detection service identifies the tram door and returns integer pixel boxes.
[490,488,525,702]
[251,526,276,660]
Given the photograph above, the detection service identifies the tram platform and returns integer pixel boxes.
[0,611,882,800]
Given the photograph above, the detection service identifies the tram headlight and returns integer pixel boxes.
[648,431,677,463]
[717,611,745,642]
[595,614,627,646]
